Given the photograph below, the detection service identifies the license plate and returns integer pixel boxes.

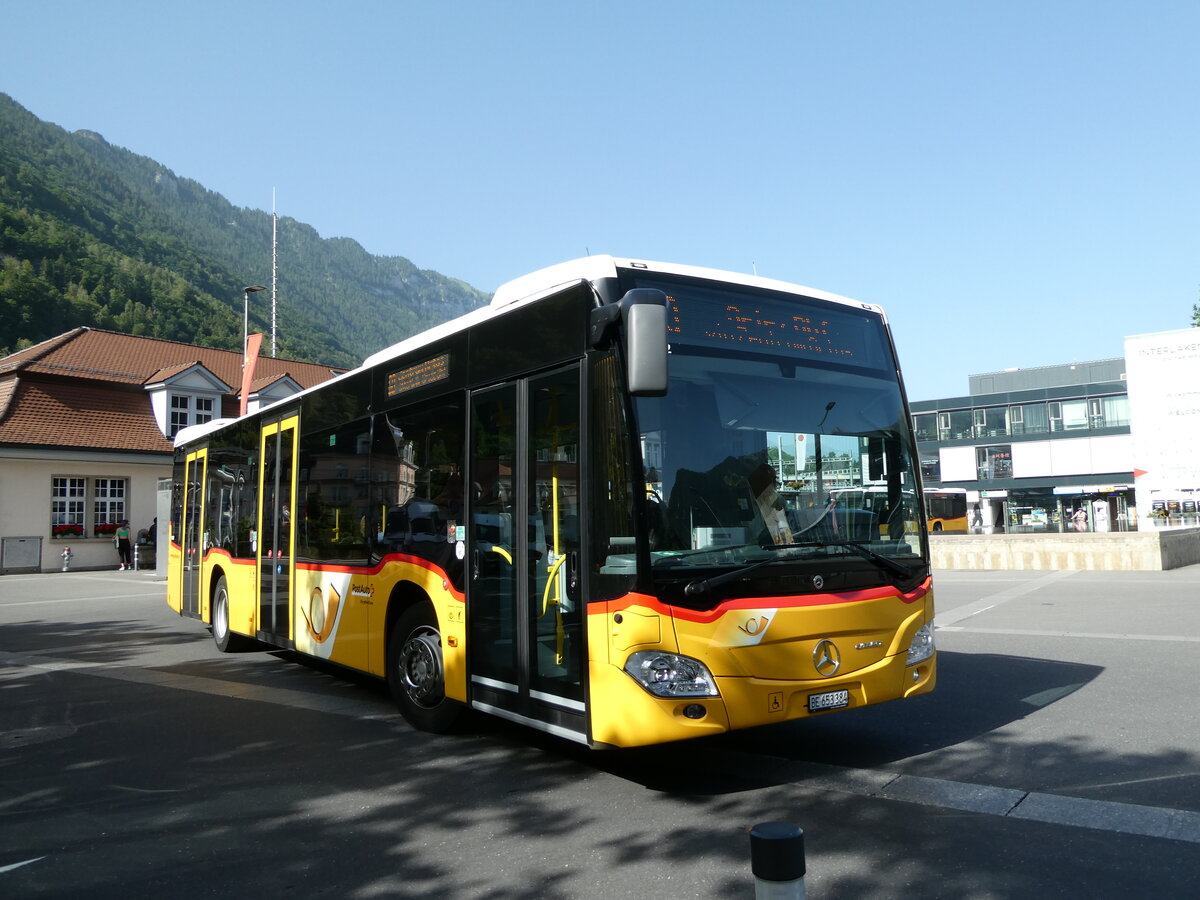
[808,688,850,712]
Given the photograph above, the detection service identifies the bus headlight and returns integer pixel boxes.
[624,651,719,698]
[906,623,935,666]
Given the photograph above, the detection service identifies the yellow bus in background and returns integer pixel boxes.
[926,488,969,533]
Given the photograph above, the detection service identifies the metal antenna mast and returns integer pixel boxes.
[271,188,278,357]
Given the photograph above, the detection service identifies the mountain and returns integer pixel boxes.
[0,93,489,366]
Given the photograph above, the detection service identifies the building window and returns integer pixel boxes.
[946,410,973,440]
[170,394,217,436]
[977,445,1013,481]
[976,406,1009,438]
[195,397,214,425]
[93,478,128,538]
[51,477,87,538]
[921,456,941,480]
[1060,399,1089,430]
[1011,402,1049,435]
[912,414,936,443]
[170,395,190,437]
[1101,395,1129,427]
[50,477,132,539]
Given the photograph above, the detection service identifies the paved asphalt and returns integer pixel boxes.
[1,564,1199,898]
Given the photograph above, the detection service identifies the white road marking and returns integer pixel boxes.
[0,857,46,874]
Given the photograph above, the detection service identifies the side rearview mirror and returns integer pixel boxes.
[621,289,668,397]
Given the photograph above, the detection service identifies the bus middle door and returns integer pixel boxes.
[468,365,586,744]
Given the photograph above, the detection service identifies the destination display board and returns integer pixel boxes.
[649,283,888,367]
[386,353,450,398]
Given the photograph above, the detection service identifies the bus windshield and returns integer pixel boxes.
[632,277,925,585]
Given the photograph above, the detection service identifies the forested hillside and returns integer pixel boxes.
[0,93,488,365]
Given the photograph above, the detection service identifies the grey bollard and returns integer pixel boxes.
[750,821,806,899]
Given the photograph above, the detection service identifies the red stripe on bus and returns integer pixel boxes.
[600,577,931,622]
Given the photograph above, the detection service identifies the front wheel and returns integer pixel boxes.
[387,603,466,732]
[212,575,254,652]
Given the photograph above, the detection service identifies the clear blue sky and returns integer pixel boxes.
[5,1,1198,400]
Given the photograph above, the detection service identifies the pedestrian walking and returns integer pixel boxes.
[116,520,133,570]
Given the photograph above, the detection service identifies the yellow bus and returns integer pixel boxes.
[925,488,969,533]
[168,256,936,748]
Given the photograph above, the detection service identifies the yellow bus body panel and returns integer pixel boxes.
[360,559,467,702]
[586,581,936,748]
[222,557,258,638]
[166,542,183,613]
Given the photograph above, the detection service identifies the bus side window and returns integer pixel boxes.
[370,402,465,587]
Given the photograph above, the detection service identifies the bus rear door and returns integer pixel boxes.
[258,414,299,644]
[179,448,207,618]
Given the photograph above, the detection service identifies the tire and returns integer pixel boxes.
[387,603,465,732]
[932,522,943,532]
[211,575,253,652]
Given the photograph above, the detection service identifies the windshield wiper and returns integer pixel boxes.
[681,539,920,597]
[683,556,778,598]
[775,540,916,583]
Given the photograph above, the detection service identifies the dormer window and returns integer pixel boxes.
[169,394,216,437]
[146,363,232,440]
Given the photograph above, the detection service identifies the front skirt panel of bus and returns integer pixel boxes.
[586,581,936,748]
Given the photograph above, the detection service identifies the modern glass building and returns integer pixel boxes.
[910,359,1135,533]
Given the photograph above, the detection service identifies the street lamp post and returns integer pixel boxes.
[242,285,266,367]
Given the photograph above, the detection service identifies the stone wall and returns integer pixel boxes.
[929,527,1200,571]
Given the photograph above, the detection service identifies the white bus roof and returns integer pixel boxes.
[175,256,886,446]
[362,255,883,371]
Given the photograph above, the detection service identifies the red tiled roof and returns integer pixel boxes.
[0,328,347,454]
[249,372,299,392]
[145,361,207,385]
[0,328,342,389]
[0,328,87,375]
[0,377,15,420]
[0,379,173,453]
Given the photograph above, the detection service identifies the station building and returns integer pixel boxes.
[910,326,1200,535]
[0,328,343,574]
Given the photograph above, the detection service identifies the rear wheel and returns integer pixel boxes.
[387,603,465,732]
[212,576,253,652]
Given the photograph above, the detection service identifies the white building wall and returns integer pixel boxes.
[1048,438,1092,475]
[1125,328,1200,527]
[0,449,170,571]
[1011,442,1052,476]
[149,390,168,433]
[1089,434,1134,474]
[939,446,976,481]
[946,434,1133,482]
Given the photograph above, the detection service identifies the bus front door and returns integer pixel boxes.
[180,448,207,618]
[258,415,298,644]
[468,366,586,744]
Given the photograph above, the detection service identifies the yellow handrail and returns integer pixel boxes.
[539,553,567,618]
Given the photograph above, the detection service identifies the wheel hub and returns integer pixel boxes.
[400,631,444,707]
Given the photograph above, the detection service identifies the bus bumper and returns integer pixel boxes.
[587,651,935,748]
[718,649,936,733]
